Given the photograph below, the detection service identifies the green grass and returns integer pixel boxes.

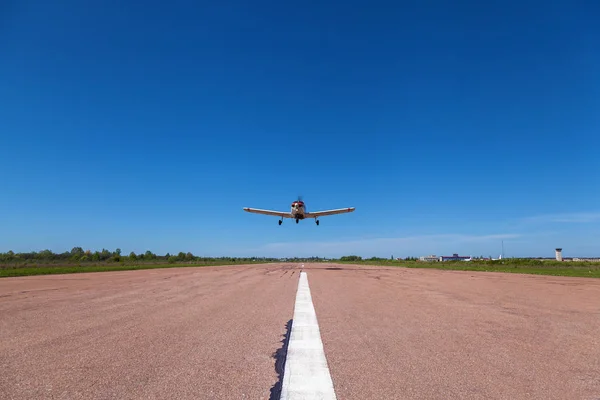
[336,260,600,278]
[0,261,274,278]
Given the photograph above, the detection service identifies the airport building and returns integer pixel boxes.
[416,248,599,262]
[555,248,563,261]
[440,253,471,262]
[552,248,599,262]
[419,253,472,262]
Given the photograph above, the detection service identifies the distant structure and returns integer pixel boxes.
[419,253,472,262]
[555,248,563,262]
[440,253,471,262]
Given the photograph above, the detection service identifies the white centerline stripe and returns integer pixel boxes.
[280,271,337,400]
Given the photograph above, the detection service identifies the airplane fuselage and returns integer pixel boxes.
[291,201,306,220]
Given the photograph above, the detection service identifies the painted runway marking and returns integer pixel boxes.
[280,271,337,400]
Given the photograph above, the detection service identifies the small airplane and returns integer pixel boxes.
[243,197,355,225]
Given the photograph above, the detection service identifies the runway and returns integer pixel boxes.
[307,265,600,399]
[0,264,298,399]
[1,263,599,399]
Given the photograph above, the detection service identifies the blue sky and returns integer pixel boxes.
[1,0,599,258]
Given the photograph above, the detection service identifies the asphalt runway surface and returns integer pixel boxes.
[1,263,600,399]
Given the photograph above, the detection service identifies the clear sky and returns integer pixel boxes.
[1,1,599,258]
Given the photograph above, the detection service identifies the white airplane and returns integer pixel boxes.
[243,198,355,225]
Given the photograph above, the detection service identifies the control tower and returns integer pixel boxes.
[555,248,563,262]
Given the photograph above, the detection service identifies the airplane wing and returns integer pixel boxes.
[243,208,293,218]
[305,207,355,218]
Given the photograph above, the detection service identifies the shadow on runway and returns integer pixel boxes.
[269,319,292,400]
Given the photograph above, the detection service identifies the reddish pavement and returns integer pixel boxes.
[2,263,600,400]
[0,264,298,399]
[306,264,600,400]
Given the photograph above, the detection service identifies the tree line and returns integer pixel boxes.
[0,248,279,265]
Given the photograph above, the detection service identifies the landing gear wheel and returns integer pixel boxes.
[278,219,282,225]
[296,219,299,224]
[316,220,319,226]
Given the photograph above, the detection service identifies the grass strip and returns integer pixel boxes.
[336,260,600,278]
[0,262,273,278]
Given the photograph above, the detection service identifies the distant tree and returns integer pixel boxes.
[185,252,194,261]
[101,249,111,260]
[340,255,362,261]
[39,249,53,259]
[144,250,155,260]
[168,256,177,264]
[71,247,84,257]
[129,251,137,261]
[177,252,186,261]
[115,248,122,256]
